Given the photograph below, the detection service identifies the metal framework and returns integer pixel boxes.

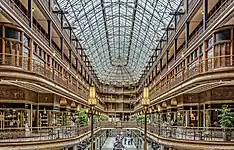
[56,0,181,86]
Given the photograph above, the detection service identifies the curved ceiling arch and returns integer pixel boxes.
[57,0,182,85]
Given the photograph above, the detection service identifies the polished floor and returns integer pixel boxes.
[102,137,137,150]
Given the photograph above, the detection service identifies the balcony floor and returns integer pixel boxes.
[102,137,137,150]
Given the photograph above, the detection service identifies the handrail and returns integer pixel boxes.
[0,53,89,99]
[0,125,95,142]
[149,51,234,100]
[0,121,233,143]
[3,0,29,25]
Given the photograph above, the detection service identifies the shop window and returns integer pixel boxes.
[191,52,194,61]
[44,52,47,61]
[208,37,213,48]
[199,44,204,56]
[5,27,20,40]
[24,47,29,57]
[33,43,36,53]
[215,29,230,41]
[194,49,198,58]
[23,36,29,47]
[23,36,30,58]
[33,54,44,65]
[37,47,41,56]
[41,50,44,59]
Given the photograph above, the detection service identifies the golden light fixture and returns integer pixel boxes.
[142,87,150,106]
[171,98,177,106]
[88,85,96,106]
[71,101,76,108]
[162,102,167,108]
[60,97,67,106]
[149,108,152,113]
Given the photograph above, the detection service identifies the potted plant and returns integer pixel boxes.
[219,105,234,141]
[76,108,88,126]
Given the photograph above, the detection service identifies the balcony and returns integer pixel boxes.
[1,121,234,150]
[2,0,29,26]
[0,53,89,100]
[149,21,234,102]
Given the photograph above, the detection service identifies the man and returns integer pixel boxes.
[124,137,127,145]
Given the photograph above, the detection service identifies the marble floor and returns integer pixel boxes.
[102,137,137,150]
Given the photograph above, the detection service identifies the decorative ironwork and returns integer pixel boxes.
[54,0,181,85]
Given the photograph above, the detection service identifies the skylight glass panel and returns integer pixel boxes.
[56,0,182,85]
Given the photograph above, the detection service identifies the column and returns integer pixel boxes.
[185,22,190,48]
[231,29,233,66]
[166,50,169,69]
[28,0,33,27]
[47,20,52,47]
[203,104,206,127]
[203,41,207,72]
[29,38,33,71]
[185,111,189,127]
[203,0,208,32]
[60,37,64,59]
[69,50,72,69]
[1,26,5,65]
[76,58,79,73]
[30,104,33,131]
[174,39,177,61]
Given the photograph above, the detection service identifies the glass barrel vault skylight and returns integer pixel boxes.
[56,0,182,85]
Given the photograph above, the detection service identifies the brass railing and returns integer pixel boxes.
[206,0,233,28]
[3,0,29,25]
[0,53,89,99]
[32,24,50,46]
[150,53,234,100]
[1,121,233,142]
[0,125,95,142]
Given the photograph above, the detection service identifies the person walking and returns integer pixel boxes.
[124,137,127,145]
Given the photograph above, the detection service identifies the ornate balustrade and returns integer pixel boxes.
[0,53,89,99]
[0,125,94,142]
[1,121,233,143]
[150,51,234,101]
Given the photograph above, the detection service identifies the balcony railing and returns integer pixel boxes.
[146,123,234,142]
[32,24,50,46]
[0,53,89,99]
[150,53,234,100]
[1,122,233,143]
[206,0,233,28]
[0,125,95,142]
[3,0,29,25]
